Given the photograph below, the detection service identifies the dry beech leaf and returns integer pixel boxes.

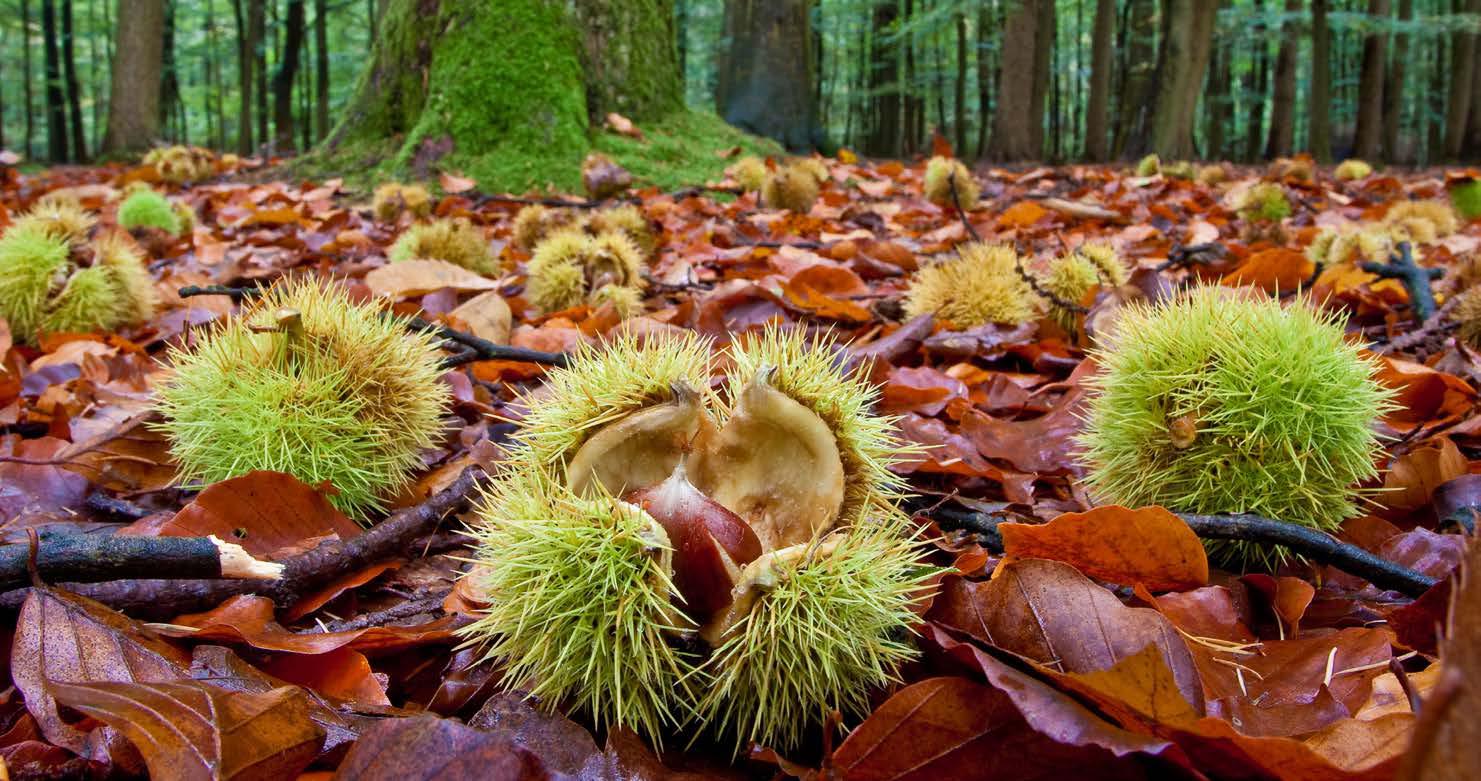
[135,470,361,558]
[999,505,1209,592]
[13,586,193,752]
[1219,247,1314,293]
[48,680,324,781]
[438,172,476,194]
[364,259,499,299]
[1400,536,1481,781]
[448,290,512,345]
[927,560,1203,712]
[330,716,549,780]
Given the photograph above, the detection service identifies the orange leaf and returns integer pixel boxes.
[1219,247,1315,293]
[136,471,361,558]
[997,200,1048,229]
[438,172,476,194]
[1000,505,1209,592]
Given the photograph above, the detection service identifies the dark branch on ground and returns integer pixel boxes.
[1155,241,1230,272]
[84,492,155,521]
[178,284,567,367]
[0,534,281,592]
[919,502,1438,598]
[1361,241,1444,321]
[0,467,489,618]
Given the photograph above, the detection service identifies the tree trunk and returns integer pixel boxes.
[1113,0,1155,158]
[61,0,85,161]
[955,10,967,157]
[234,0,252,154]
[717,0,819,150]
[1383,0,1413,161]
[314,0,329,140]
[1353,0,1389,160]
[41,0,68,161]
[252,0,267,148]
[22,0,35,159]
[1465,11,1481,159]
[159,0,179,139]
[1265,0,1300,159]
[1031,0,1054,158]
[326,0,681,186]
[987,0,1046,161]
[1206,38,1231,160]
[1084,0,1115,161]
[101,0,164,155]
[272,0,305,152]
[1243,0,1267,162]
[1150,0,1218,160]
[1309,0,1332,161]
[571,0,683,124]
[867,0,900,157]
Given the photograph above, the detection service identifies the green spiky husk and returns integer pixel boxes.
[1335,159,1373,181]
[155,278,450,519]
[698,523,933,752]
[1238,183,1293,223]
[1452,180,1481,221]
[117,188,183,235]
[760,165,819,212]
[509,331,716,472]
[388,218,495,273]
[729,156,767,192]
[922,157,978,209]
[587,284,645,318]
[721,327,911,528]
[459,482,699,742]
[902,243,1040,328]
[1078,286,1394,567]
[1135,154,1161,177]
[0,221,155,343]
[0,222,70,339]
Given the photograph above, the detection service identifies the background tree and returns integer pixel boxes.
[716,0,819,151]
[1353,0,1389,160]
[100,0,163,154]
[987,0,1049,161]
[1150,0,1220,159]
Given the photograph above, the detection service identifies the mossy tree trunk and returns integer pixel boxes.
[322,0,682,186]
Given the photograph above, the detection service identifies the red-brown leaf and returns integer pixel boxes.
[999,505,1209,592]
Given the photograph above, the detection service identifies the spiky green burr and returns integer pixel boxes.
[1077,286,1394,567]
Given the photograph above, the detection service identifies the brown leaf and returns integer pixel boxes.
[138,470,361,558]
[365,259,499,299]
[448,290,512,345]
[958,390,1084,474]
[604,112,645,141]
[927,561,1203,712]
[1400,535,1481,781]
[1380,437,1468,513]
[582,153,633,200]
[0,436,89,520]
[13,586,192,751]
[438,172,476,194]
[998,201,1048,229]
[330,716,549,780]
[1219,247,1315,293]
[833,677,1154,781]
[48,680,324,781]
[999,506,1209,592]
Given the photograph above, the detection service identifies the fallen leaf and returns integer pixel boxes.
[365,259,499,299]
[330,716,548,780]
[603,112,644,141]
[999,505,1209,592]
[438,172,476,194]
[135,470,361,558]
[48,680,324,781]
[448,290,512,345]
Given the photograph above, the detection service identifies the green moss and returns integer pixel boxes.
[1452,179,1481,221]
[117,188,183,235]
[592,110,781,192]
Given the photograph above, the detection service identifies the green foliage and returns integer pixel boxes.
[591,110,783,193]
[1452,180,1481,221]
[1078,287,1393,567]
[155,278,450,519]
[117,188,183,235]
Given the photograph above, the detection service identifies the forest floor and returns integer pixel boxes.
[0,137,1477,780]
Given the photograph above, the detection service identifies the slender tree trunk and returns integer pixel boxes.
[1031,0,1054,158]
[1465,10,1481,159]
[252,0,268,148]
[1353,0,1389,160]
[159,0,179,139]
[1265,0,1300,158]
[1243,0,1267,162]
[1084,0,1115,161]
[234,0,251,153]
[987,0,1046,161]
[975,1,992,157]
[717,0,820,150]
[21,0,35,159]
[1206,38,1231,159]
[1113,0,1155,158]
[41,0,68,161]
[867,1,900,157]
[955,10,967,156]
[1309,0,1332,161]
[101,0,165,155]
[272,0,305,152]
[61,0,85,160]
[1150,0,1218,160]
[314,0,329,140]
[1383,0,1413,161]
[1445,1,1481,160]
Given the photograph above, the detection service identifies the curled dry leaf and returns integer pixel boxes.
[448,290,512,345]
[364,259,500,299]
[999,505,1209,593]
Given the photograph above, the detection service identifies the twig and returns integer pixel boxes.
[1155,242,1229,272]
[1372,298,1459,355]
[1361,241,1444,321]
[0,535,281,592]
[0,468,489,618]
[945,169,1086,314]
[178,284,567,367]
[84,493,154,521]
[311,592,449,633]
[920,504,1437,598]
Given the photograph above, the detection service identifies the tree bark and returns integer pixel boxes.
[571,0,683,123]
[21,0,35,158]
[1113,0,1155,158]
[233,0,252,154]
[1265,0,1300,159]
[1383,0,1413,161]
[867,0,900,157]
[101,0,164,155]
[987,0,1046,161]
[1243,0,1267,162]
[272,0,305,152]
[1206,37,1231,160]
[314,0,329,140]
[954,10,967,157]
[159,0,179,139]
[1445,0,1480,160]
[1309,0,1332,161]
[1031,0,1055,158]
[1353,0,1389,160]
[717,0,820,150]
[251,0,267,148]
[1150,0,1218,160]
[1465,8,1481,159]
[41,0,67,161]
[61,0,85,160]
[1084,0,1115,161]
